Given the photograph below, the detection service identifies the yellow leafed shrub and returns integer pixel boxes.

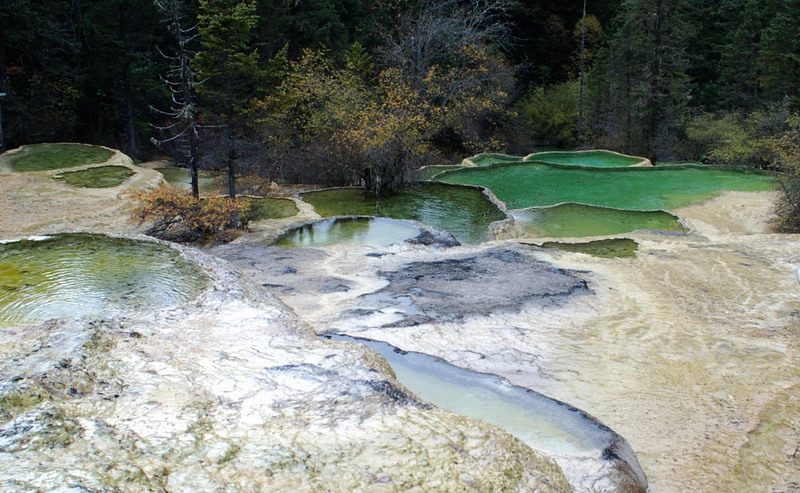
[129,187,251,243]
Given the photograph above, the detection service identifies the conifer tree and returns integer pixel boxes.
[195,0,261,199]
[588,0,690,161]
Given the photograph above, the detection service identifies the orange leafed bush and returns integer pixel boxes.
[130,187,250,243]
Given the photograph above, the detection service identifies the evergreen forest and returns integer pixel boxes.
[1,0,798,222]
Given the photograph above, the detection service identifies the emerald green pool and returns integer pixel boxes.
[438,164,775,211]
[156,167,221,194]
[513,204,685,238]
[6,143,114,172]
[275,217,423,247]
[526,150,644,167]
[0,234,208,327]
[54,165,135,188]
[538,238,639,258]
[301,183,506,244]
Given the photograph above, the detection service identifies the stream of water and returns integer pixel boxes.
[326,334,647,491]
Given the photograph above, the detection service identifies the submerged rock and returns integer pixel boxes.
[0,237,570,492]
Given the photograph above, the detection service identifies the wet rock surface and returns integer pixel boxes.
[210,243,353,295]
[3,154,796,493]
[211,244,591,330]
[364,247,589,326]
[211,243,649,491]
[0,239,570,492]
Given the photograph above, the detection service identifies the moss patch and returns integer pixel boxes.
[0,383,49,421]
[539,238,639,258]
[8,144,114,172]
[244,197,299,220]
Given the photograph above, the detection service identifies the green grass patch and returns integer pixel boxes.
[54,166,135,188]
[244,197,299,220]
[8,143,114,172]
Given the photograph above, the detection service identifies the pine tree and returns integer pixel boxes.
[587,0,691,161]
[759,0,800,107]
[194,0,261,199]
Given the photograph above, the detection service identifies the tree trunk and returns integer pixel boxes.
[190,129,199,199]
[0,43,6,153]
[123,68,140,157]
[647,0,664,162]
[227,125,236,199]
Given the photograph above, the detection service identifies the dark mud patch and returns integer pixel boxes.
[356,247,589,327]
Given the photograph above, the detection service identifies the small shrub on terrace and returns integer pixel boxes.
[130,188,250,243]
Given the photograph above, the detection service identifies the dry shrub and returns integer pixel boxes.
[130,187,250,244]
[774,173,800,233]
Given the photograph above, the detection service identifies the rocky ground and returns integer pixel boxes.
[0,147,162,237]
[1,146,798,492]
[0,240,571,492]
[213,190,800,493]
[0,152,573,491]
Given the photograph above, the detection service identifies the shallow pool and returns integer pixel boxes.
[54,165,135,188]
[466,153,524,166]
[328,334,646,491]
[301,183,506,244]
[438,163,775,211]
[513,203,685,238]
[538,238,640,258]
[0,234,208,327]
[156,167,221,194]
[275,217,423,247]
[526,150,645,167]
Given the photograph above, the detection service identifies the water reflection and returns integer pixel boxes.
[275,217,422,248]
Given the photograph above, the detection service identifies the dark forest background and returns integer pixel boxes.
[1,0,798,186]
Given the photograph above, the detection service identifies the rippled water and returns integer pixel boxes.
[275,217,422,247]
[0,234,208,326]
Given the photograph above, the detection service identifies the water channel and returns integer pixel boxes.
[326,334,647,491]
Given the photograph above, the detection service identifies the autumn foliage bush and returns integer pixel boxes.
[130,187,250,243]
